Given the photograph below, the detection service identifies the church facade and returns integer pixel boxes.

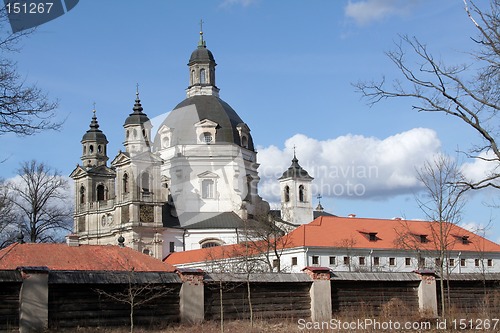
[70,32,317,259]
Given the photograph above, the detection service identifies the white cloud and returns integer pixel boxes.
[460,151,500,187]
[345,0,418,26]
[257,127,441,202]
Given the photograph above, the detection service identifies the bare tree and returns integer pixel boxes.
[355,0,500,190]
[6,160,72,243]
[0,178,17,247]
[0,6,60,137]
[416,155,466,316]
[94,266,174,333]
[337,237,357,272]
[243,214,295,272]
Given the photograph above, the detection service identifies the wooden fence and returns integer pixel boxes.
[204,273,311,320]
[2,269,500,331]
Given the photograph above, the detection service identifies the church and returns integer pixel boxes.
[70,30,325,260]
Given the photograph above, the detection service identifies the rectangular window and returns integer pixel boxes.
[460,258,466,267]
[389,258,395,266]
[329,256,336,265]
[419,257,426,268]
[272,259,279,268]
[291,257,297,266]
[449,258,455,266]
[405,258,411,266]
[359,257,365,266]
[201,179,214,199]
[475,259,480,267]
[169,241,175,253]
[373,257,380,266]
[488,259,493,267]
[435,258,442,267]
[312,256,319,265]
[343,256,350,265]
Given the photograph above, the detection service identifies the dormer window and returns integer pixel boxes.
[461,235,470,245]
[420,235,428,243]
[358,230,379,241]
[195,119,217,144]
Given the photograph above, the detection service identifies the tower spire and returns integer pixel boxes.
[198,19,206,48]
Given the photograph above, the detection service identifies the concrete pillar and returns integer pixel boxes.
[415,270,438,317]
[176,268,204,323]
[302,267,332,322]
[18,267,49,333]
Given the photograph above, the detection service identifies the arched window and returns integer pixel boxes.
[200,68,206,84]
[79,185,85,204]
[200,238,223,248]
[299,185,305,202]
[284,185,290,202]
[202,179,214,199]
[83,146,86,155]
[123,173,129,193]
[97,184,105,201]
[89,145,94,153]
[97,145,102,154]
[141,172,150,193]
[126,130,130,139]
[191,70,195,85]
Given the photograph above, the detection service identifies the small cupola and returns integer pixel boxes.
[123,86,152,154]
[81,107,109,168]
[186,21,220,98]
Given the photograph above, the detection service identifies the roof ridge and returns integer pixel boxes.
[0,243,18,263]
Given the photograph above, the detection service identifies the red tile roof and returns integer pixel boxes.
[164,216,500,265]
[0,243,176,272]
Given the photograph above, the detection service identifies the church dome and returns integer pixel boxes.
[156,95,254,150]
[189,46,215,65]
[82,112,108,143]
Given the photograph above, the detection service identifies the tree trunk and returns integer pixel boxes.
[247,279,253,329]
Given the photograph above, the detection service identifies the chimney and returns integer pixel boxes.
[66,234,80,247]
[348,214,356,218]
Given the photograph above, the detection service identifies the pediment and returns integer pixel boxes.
[111,151,131,166]
[159,124,173,134]
[197,171,219,179]
[194,119,218,129]
[69,165,87,179]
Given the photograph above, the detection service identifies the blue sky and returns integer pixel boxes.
[1,0,498,240]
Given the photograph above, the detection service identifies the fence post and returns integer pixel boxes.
[414,269,438,317]
[302,267,332,322]
[18,266,49,333]
[176,268,205,323]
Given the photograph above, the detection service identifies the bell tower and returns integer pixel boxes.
[123,87,152,154]
[80,107,108,168]
[279,152,314,225]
